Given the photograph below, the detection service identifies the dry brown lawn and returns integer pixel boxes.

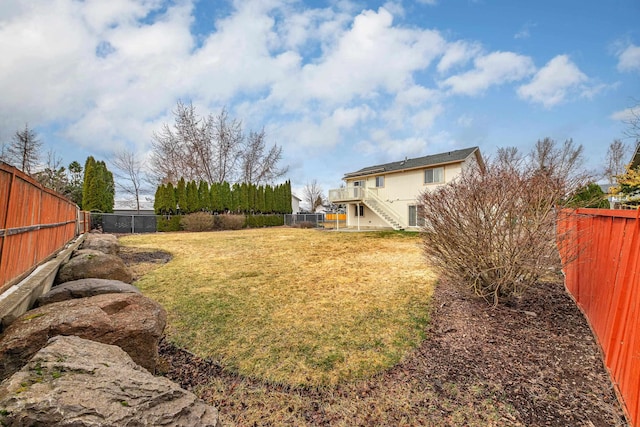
[119,228,434,387]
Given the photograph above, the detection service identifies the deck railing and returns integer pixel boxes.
[328,187,364,202]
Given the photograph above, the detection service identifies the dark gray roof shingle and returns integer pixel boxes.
[344,146,480,178]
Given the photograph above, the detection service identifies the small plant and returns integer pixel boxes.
[157,215,182,232]
[180,212,215,232]
[214,214,245,230]
[245,214,284,228]
[22,313,46,321]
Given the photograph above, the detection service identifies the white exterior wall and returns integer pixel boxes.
[344,161,465,229]
[291,196,301,214]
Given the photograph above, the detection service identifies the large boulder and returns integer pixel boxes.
[0,335,221,427]
[56,249,133,284]
[81,233,119,255]
[36,278,140,307]
[0,292,166,380]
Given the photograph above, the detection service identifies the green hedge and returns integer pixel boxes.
[157,215,182,232]
[245,214,284,228]
[157,214,283,232]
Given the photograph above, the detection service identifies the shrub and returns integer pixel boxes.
[419,139,590,305]
[214,214,246,230]
[245,214,284,228]
[568,183,610,209]
[157,215,182,232]
[181,212,215,232]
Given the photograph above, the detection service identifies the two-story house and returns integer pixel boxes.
[328,146,484,230]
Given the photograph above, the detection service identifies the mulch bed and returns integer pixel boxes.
[155,276,629,426]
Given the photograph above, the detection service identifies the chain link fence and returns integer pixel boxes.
[92,213,158,233]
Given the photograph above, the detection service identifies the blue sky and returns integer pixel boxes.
[1,0,639,205]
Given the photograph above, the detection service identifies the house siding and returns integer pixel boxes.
[343,161,465,229]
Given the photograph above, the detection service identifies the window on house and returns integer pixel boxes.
[424,167,444,184]
[375,176,384,187]
[355,205,364,217]
[353,180,365,187]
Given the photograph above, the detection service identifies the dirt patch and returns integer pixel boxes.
[118,247,172,280]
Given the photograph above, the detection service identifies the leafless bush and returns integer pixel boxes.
[419,139,590,305]
[214,214,246,230]
[180,212,215,232]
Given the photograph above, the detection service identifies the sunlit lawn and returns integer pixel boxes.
[120,228,434,386]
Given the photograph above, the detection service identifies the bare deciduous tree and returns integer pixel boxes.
[622,100,640,140]
[529,137,588,200]
[419,139,591,306]
[240,129,288,185]
[211,108,243,183]
[111,149,149,213]
[6,123,42,174]
[150,101,286,186]
[0,142,8,163]
[604,139,630,184]
[34,149,67,193]
[303,180,325,213]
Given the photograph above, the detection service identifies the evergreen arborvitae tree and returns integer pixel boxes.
[186,180,199,214]
[198,181,210,212]
[99,161,115,213]
[275,183,284,214]
[231,183,240,213]
[210,182,220,212]
[154,185,163,214]
[176,178,187,214]
[82,157,115,213]
[165,182,176,214]
[265,185,274,213]
[221,181,232,212]
[257,185,265,213]
[284,180,293,214]
[82,156,97,211]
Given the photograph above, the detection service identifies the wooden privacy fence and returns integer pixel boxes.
[558,208,640,427]
[0,162,90,293]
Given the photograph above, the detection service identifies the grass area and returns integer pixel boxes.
[120,228,434,387]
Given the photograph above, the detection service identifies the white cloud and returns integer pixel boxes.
[382,1,405,17]
[269,7,446,107]
[410,105,445,131]
[437,40,482,73]
[616,43,640,72]
[514,22,536,40]
[395,85,441,107]
[518,55,587,108]
[610,106,639,122]
[358,131,429,158]
[441,51,535,95]
[416,0,438,5]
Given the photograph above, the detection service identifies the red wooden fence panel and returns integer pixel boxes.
[558,208,640,427]
[0,162,88,292]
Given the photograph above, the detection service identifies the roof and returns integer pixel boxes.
[343,146,480,179]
